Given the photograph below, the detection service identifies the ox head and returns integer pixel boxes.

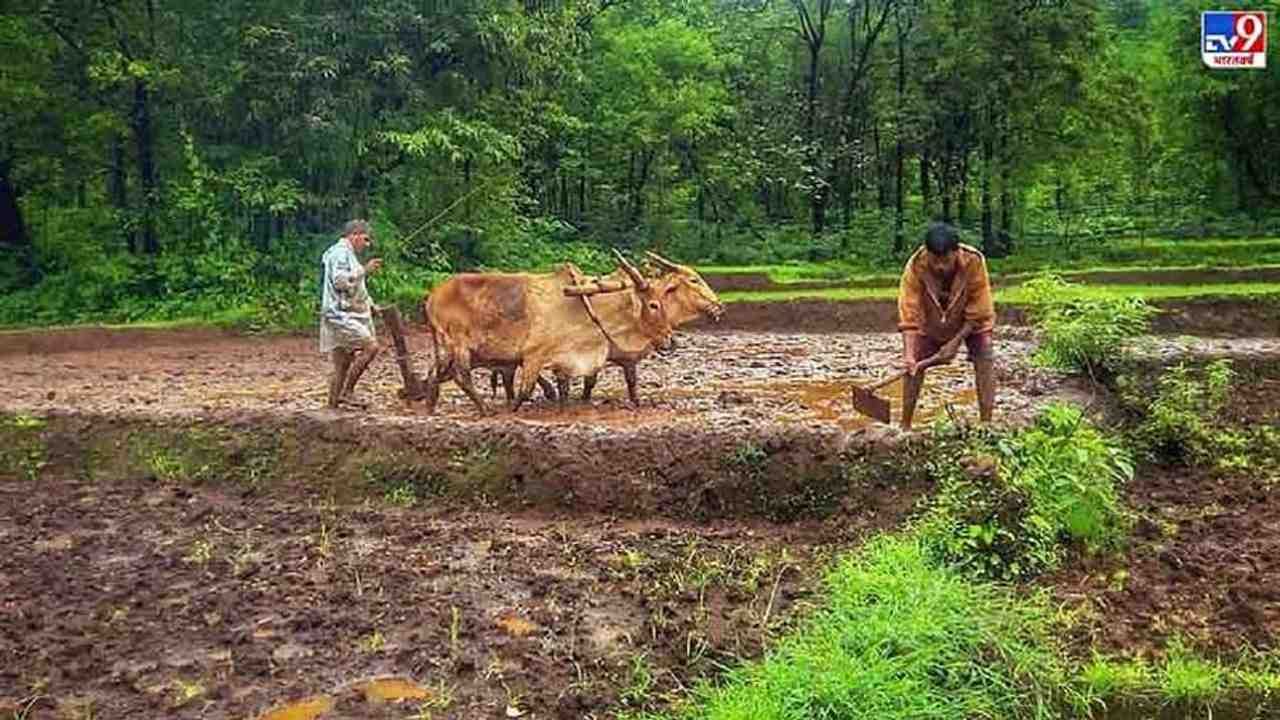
[614,249,675,351]
[644,251,724,327]
[570,250,675,352]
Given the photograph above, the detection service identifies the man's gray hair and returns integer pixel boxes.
[342,219,371,238]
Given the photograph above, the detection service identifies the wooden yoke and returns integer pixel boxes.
[563,279,629,296]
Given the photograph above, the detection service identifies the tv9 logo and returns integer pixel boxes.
[1202,11,1267,68]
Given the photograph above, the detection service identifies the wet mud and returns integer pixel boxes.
[1047,358,1280,660]
[0,471,903,720]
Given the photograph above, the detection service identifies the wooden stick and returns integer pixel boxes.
[379,306,427,401]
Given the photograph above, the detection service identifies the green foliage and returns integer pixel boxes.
[919,404,1133,581]
[1129,359,1235,464]
[5,0,1280,330]
[0,413,49,481]
[363,457,447,507]
[1078,654,1153,700]
[682,534,1074,720]
[1161,639,1226,705]
[1021,274,1156,378]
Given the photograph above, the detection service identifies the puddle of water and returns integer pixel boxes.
[730,367,981,431]
[257,677,433,718]
[257,695,333,720]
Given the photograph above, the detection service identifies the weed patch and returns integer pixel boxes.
[363,456,447,506]
[919,404,1133,581]
[0,413,48,481]
[681,534,1074,720]
[1020,274,1156,379]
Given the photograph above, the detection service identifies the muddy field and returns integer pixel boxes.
[3,308,1280,719]
[1048,357,1280,660]
[0,329,1069,431]
[2,464,930,720]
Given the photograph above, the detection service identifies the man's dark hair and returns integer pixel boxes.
[923,222,960,256]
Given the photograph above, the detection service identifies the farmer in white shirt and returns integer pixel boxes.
[321,219,383,409]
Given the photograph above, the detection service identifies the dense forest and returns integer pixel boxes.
[1,0,1278,326]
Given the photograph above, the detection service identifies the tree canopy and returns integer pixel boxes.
[1,0,1277,325]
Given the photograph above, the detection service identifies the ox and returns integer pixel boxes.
[421,251,673,414]
[489,251,724,405]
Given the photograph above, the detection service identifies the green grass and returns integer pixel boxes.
[678,534,1073,720]
[702,237,1280,285]
[722,281,1280,304]
[1074,648,1280,710]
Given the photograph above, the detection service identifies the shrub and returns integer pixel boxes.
[919,403,1134,581]
[1021,274,1156,379]
[1128,359,1236,464]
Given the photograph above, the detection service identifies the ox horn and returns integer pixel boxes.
[612,248,649,291]
[645,251,682,272]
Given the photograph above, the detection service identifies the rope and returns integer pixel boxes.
[399,178,498,247]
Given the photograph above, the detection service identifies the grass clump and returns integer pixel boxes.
[0,413,49,481]
[919,404,1133,581]
[1020,274,1156,379]
[683,534,1073,720]
[1078,654,1154,700]
[363,456,447,506]
[1126,359,1233,464]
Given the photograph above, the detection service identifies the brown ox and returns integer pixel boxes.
[490,251,724,404]
[421,252,673,414]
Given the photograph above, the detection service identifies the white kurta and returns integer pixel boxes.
[319,239,376,353]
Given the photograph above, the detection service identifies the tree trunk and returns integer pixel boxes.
[941,137,954,223]
[806,43,827,234]
[109,135,133,253]
[0,158,37,284]
[894,8,908,252]
[999,121,1012,232]
[874,122,888,210]
[981,131,994,252]
[629,148,654,227]
[920,146,932,220]
[132,78,158,254]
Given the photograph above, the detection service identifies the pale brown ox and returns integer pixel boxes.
[421,253,673,414]
[489,251,724,404]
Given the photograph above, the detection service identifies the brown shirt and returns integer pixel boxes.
[897,243,996,341]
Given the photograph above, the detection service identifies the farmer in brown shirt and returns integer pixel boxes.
[896,223,997,430]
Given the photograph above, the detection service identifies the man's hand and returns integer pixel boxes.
[365,258,384,274]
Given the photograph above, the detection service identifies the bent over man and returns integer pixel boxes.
[896,222,997,430]
[321,219,383,409]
